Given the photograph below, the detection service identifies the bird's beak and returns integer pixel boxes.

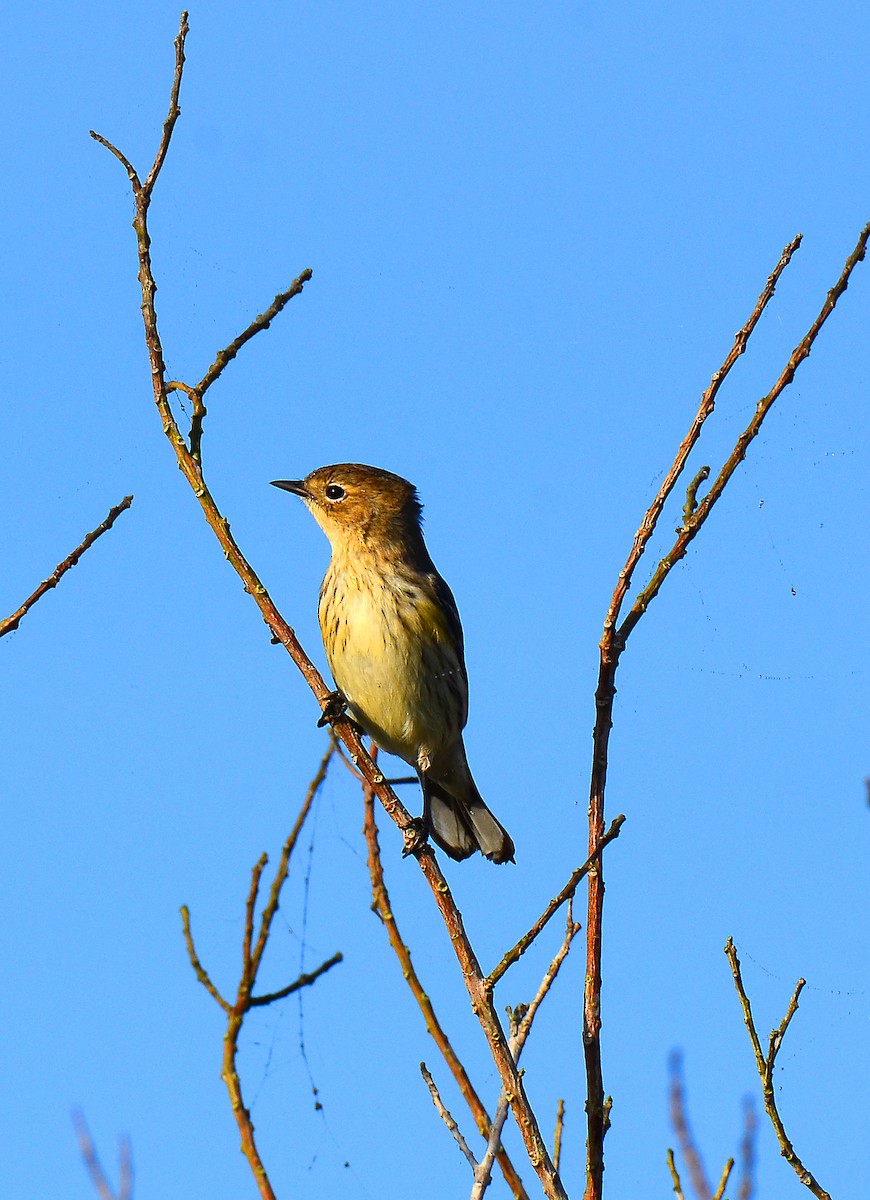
[271,479,308,497]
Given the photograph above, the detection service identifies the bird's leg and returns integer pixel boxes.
[402,769,433,857]
[316,689,363,735]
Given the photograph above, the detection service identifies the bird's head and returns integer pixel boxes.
[272,463,426,561]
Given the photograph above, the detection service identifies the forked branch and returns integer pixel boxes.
[180,744,341,1199]
[93,15,566,1195]
[583,224,869,1199]
[725,938,830,1200]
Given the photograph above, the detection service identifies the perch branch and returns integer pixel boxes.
[94,16,567,1195]
[1,495,133,639]
[725,938,830,1200]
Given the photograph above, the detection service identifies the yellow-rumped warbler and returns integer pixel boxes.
[272,463,514,864]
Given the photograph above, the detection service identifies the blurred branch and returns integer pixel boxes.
[668,1050,712,1200]
[93,15,566,1196]
[72,1110,133,1200]
[736,1097,758,1200]
[362,759,529,1200]
[725,938,830,1200]
[181,744,340,1199]
[583,223,870,1200]
[1,495,133,639]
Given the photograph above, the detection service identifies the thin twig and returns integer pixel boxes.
[620,220,870,645]
[553,1100,565,1175]
[180,905,231,1012]
[667,1149,686,1200]
[142,11,188,198]
[725,938,830,1200]
[362,760,529,1200]
[250,951,343,1006]
[195,272,314,397]
[486,815,624,991]
[711,1159,734,1200]
[472,906,580,1200]
[72,1111,133,1200]
[250,741,335,978]
[668,1049,711,1200]
[1,495,133,639]
[421,1063,479,1171]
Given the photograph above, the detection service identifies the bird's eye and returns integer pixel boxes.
[325,484,346,502]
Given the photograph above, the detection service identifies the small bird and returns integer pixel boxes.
[272,464,514,864]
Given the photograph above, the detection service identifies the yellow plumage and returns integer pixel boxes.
[273,463,514,864]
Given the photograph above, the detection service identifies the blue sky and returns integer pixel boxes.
[2,4,868,1198]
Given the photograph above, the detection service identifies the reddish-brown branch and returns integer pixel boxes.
[582,225,869,1200]
[1,495,133,639]
[363,765,529,1200]
[94,16,566,1195]
[725,939,830,1200]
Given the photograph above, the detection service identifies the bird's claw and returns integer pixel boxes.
[317,690,351,728]
[401,817,431,858]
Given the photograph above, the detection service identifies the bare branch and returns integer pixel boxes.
[1,495,133,639]
[553,1100,566,1175]
[363,760,529,1199]
[421,1063,479,1171]
[725,938,830,1200]
[72,1111,133,1200]
[604,234,802,641]
[583,224,868,1200]
[250,951,343,1007]
[486,815,624,991]
[620,220,870,644]
[667,1149,687,1200]
[196,270,314,397]
[250,740,335,978]
[143,11,189,198]
[180,905,231,1012]
[711,1159,734,1200]
[472,906,580,1200]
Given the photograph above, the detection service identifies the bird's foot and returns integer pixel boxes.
[317,689,362,733]
[401,817,431,858]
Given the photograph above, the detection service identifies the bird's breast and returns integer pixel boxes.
[318,560,466,765]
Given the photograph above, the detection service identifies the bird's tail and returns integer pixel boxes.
[424,742,515,864]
